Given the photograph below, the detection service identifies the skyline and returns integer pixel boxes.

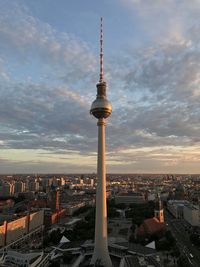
[1,0,200,173]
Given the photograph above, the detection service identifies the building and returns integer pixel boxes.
[65,202,85,216]
[61,177,66,186]
[28,180,39,192]
[0,210,44,247]
[137,196,165,241]
[50,239,163,267]
[13,181,26,194]
[0,182,11,197]
[167,200,189,218]
[183,204,199,226]
[174,182,185,200]
[115,192,145,205]
[0,250,49,267]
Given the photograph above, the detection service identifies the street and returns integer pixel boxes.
[165,211,200,267]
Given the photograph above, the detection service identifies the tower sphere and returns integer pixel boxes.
[90,82,112,119]
[90,97,112,119]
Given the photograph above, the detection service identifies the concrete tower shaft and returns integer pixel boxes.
[90,18,112,267]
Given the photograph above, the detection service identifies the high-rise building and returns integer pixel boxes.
[61,177,65,186]
[28,180,39,192]
[0,181,11,197]
[13,181,26,194]
[90,18,112,267]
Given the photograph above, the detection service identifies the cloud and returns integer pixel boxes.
[0,0,97,85]
[101,0,200,174]
[107,4,200,151]
[1,0,200,172]
[0,81,99,153]
[0,0,99,155]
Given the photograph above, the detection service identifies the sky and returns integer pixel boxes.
[1,0,200,174]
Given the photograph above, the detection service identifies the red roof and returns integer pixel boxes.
[137,217,165,237]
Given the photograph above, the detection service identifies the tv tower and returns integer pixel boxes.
[90,18,112,267]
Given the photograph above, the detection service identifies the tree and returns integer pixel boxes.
[177,256,190,267]
[130,224,136,233]
[49,261,60,267]
[155,231,176,251]
[165,230,176,246]
[63,252,73,263]
[129,234,138,243]
[173,245,180,257]
[107,207,120,218]
[107,198,115,207]
[190,233,200,246]
[73,205,92,216]
[126,202,155,225]
[50,229,62,244]
[115,203,126,209]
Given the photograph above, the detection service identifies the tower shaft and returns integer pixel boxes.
[91,118,112,267]
[90,18,112,267]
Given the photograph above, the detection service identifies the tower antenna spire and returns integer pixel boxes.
[99,17,104,82]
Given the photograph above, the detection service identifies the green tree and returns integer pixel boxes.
[177,256,190,267]
[173,245,180,257]
[49,261,60,267]
[73,205,92,216]
[129,234,138,243]
[190,233,200,246]
[115,203,126,209]
[107,207,120,218]
[63,252,73,263]
[165,230,176,246]
[126,202,155,225]
[50,229,62,244]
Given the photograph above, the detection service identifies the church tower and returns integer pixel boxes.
[154,193,164,223]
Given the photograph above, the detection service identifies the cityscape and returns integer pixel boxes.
[0,173,199,266]
[1,1,200,267]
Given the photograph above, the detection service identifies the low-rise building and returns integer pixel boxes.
[64,202,85,216]
[115,192,145,205]
[167,200,189,218]
[183,204,199,226]
[0,250,49,267]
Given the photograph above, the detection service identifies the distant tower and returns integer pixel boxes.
[56,190,60,212]
[154,193,164,223]
[90,18,112,267]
